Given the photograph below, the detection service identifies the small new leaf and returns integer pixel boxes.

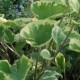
[55,53,65,70]
[40,49,51,60]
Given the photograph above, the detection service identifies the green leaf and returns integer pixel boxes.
[10,55,31,80]
[31,1,67,19]
[14,33,25,43]
[0,71,10,80]
[55,53,65,70]
[63,27,80,53]
[0,27,4,39]
[52,26,66,49]
[4,29,14,43]
[20,20,54,47]
[3,21,20,29]
[68,0,79,13]
[69,38,80,52]
[0,60,11,73]
[41,70,61,80]
[13,18,33,27]
[40,49,51,60]
[0,55,31,80]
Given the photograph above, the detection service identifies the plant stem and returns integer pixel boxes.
[52,18,73,62]
[58,13,66,26]
[37,14,73,80]
[0,41,7,52]
[10,44,21,58]
[77,75,80,80]
[64,69,67,80]
[58,5,69,26]
[40,60,45,72]
[3,41,21,58]
[34,48,41,80]
[36,69,45,80]
[0,41,20,58]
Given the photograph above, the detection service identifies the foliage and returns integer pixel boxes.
[0,55,31,80]
[0,0,32,19]
[0,0,80,80]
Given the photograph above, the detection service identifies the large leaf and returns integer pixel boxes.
[31,1,67,19]
[68,0,79,13]
[40,49,51,60]
[52,26,66,49]
[69,38,80,53]
[20,20,54,47]
[55,53,65,70]
[0,55,31,80]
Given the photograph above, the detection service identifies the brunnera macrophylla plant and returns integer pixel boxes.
[0,0,80,80]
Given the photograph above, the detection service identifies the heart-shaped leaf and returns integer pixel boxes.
[55,53,65,70]
[31,1,67,19]
[40,49,51,60]
[20,20,54,47]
